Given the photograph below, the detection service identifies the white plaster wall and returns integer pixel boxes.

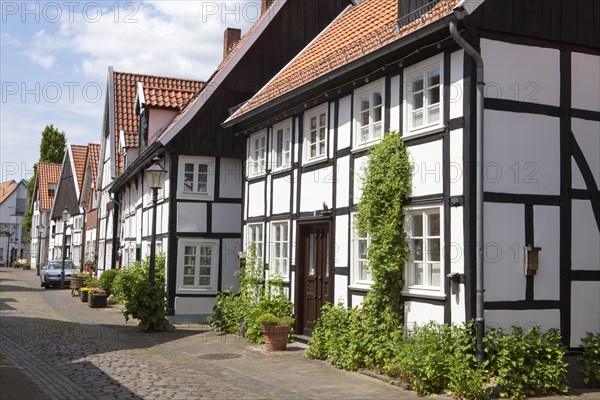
[570,281,600,347]
[390,75,401,131]
[336,156,350,208]
[334,274,348,307]
[352,156,368,205]
[408,140,443,197]
[484,202,525,302]
[485,309,560,332]
[352,294,365,308]
[337,95,352,150]
[265,175,271,218]
[329,102,335,159]
[175,297,216,316]
[271,177,291,214]
[292,170,298,213]
[247,181,265,217]
[161,203,168,235]
[450,49,464,119]
[243,181,248,220]
[572,118,600,189]
[148,109,177,142]
[405,301,445,327]
[212,203,241,233]
[334,215,348,268]
[533,205,560,301]
[300,166,333,212]
[450,129,463,196]
[572,52,600,112]
[220,158,243,199]
[177,202,207,233]
[450,206,466,324]
[572,200,600,271]
[481,39,560,106]
[484,110,560,195]
[136,208,142,242]
[222,238,241,291]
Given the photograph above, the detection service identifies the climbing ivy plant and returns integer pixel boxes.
[356,130,412,328]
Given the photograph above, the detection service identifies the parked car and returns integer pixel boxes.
[40,260,78,289]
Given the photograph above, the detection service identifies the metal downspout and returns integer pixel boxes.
[449,17,485,363]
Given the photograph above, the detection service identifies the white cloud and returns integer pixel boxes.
[0,33,21,47]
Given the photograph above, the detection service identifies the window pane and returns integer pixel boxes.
[359,260,369,281]
[319,140,326,155]
[430,262,440,287]
[412,109,423,127]
[184,163,194,173]
[310,130,317,144]
[372,105,382,123]
[183,276,195,285]
[199,266,211,276]
[184,266,195,275]
[274,242,280,258]
[427,238,440,262]
[413,91,423,109]
[373,122,382,140]
[360,126,369,143]
[361,110,369,126]
[358,239,368,259]
[412,74,424,92]
[413,239,423,261]
[199,277,210,286]
[361,95,369,112]
[428,213,440,236]
[428,104,440,125]
[198,164,207,173]
[428,68,440,87]
[414,262,424,285]
[310,144,317,158]
[412,215,423,236]
[309,234,315,276]
[184,246,196,255]
[373,91,382,107]
[200,256,211,266]
[319,113,326,128]
[311,116,317,131]
[427,87,440,105]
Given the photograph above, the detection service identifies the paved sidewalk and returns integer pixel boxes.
[2,267,599,400]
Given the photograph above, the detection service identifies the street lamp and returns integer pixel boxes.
[60,206,70,288]
[145,156,166,285]
[36,225,45,276]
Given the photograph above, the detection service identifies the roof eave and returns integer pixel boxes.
[109,141,163,193]
[223,13,458,130]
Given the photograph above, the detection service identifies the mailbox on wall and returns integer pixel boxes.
[524,246,541,276]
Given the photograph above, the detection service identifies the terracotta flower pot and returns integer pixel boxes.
[260,324,291,351]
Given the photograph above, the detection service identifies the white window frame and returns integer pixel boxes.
[246,223,264,268]
[353,79,385,149]
[248,130,267,178]
[272,119,293,172]
[303,103,328,164]
[350,213,374,288]
[177,156,215,201]
[177,239,219,294]
[403,54,444,137]
[270,221,290,281]
[404,205,444,298]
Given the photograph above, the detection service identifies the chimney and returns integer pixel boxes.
[223,27,242,59]
[261,0,274,15]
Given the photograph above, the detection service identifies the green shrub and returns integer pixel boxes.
[209,244,293,343]
[257,313,293,326]
[84,275,99,288]
[98,269,120,296]
[579,332,600,385]
[113,253,172,331]
[485,325,568,399]
[307,302,352,363]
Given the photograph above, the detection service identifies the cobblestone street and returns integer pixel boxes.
[2,267,599,400]
[0,267,415,399]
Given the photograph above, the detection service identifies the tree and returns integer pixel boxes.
[22,125,67,239]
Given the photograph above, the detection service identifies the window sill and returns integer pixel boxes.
[403,124,445,140]
[303,155,328,167]
[402,289,446,300]
[177,191,214,202]
[351,140,381,154]
[176,288,218,295]
[271,166,292,176]
[349,284,372,292]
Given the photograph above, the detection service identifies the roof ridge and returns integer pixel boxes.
[114,70,205,83]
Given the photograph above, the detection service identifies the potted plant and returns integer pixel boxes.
[257,313,294,351]
[79,287,91,302]
[70,273,87,294]
[88,287,108,308]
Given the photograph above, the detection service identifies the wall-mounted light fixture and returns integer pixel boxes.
[524,246,541,276]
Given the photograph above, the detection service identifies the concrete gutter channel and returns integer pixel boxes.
[1,267,599,400]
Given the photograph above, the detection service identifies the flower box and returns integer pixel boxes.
[88,293,108,308]
[79,289,89,302]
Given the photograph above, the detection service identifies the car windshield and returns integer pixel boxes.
[47,261,75,270]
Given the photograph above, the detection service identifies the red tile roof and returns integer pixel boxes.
[112,71,204,173]
[142,87,197,109]
[0,180,17,205]
[71,144,88,194]
[86,143,101,189]
[157,2,279,140]
[230,0,459,119]
[37,163,61,210]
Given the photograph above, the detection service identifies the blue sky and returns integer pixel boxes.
[0,0,259,182]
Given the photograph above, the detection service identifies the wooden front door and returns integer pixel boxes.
[297,222,332,336]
